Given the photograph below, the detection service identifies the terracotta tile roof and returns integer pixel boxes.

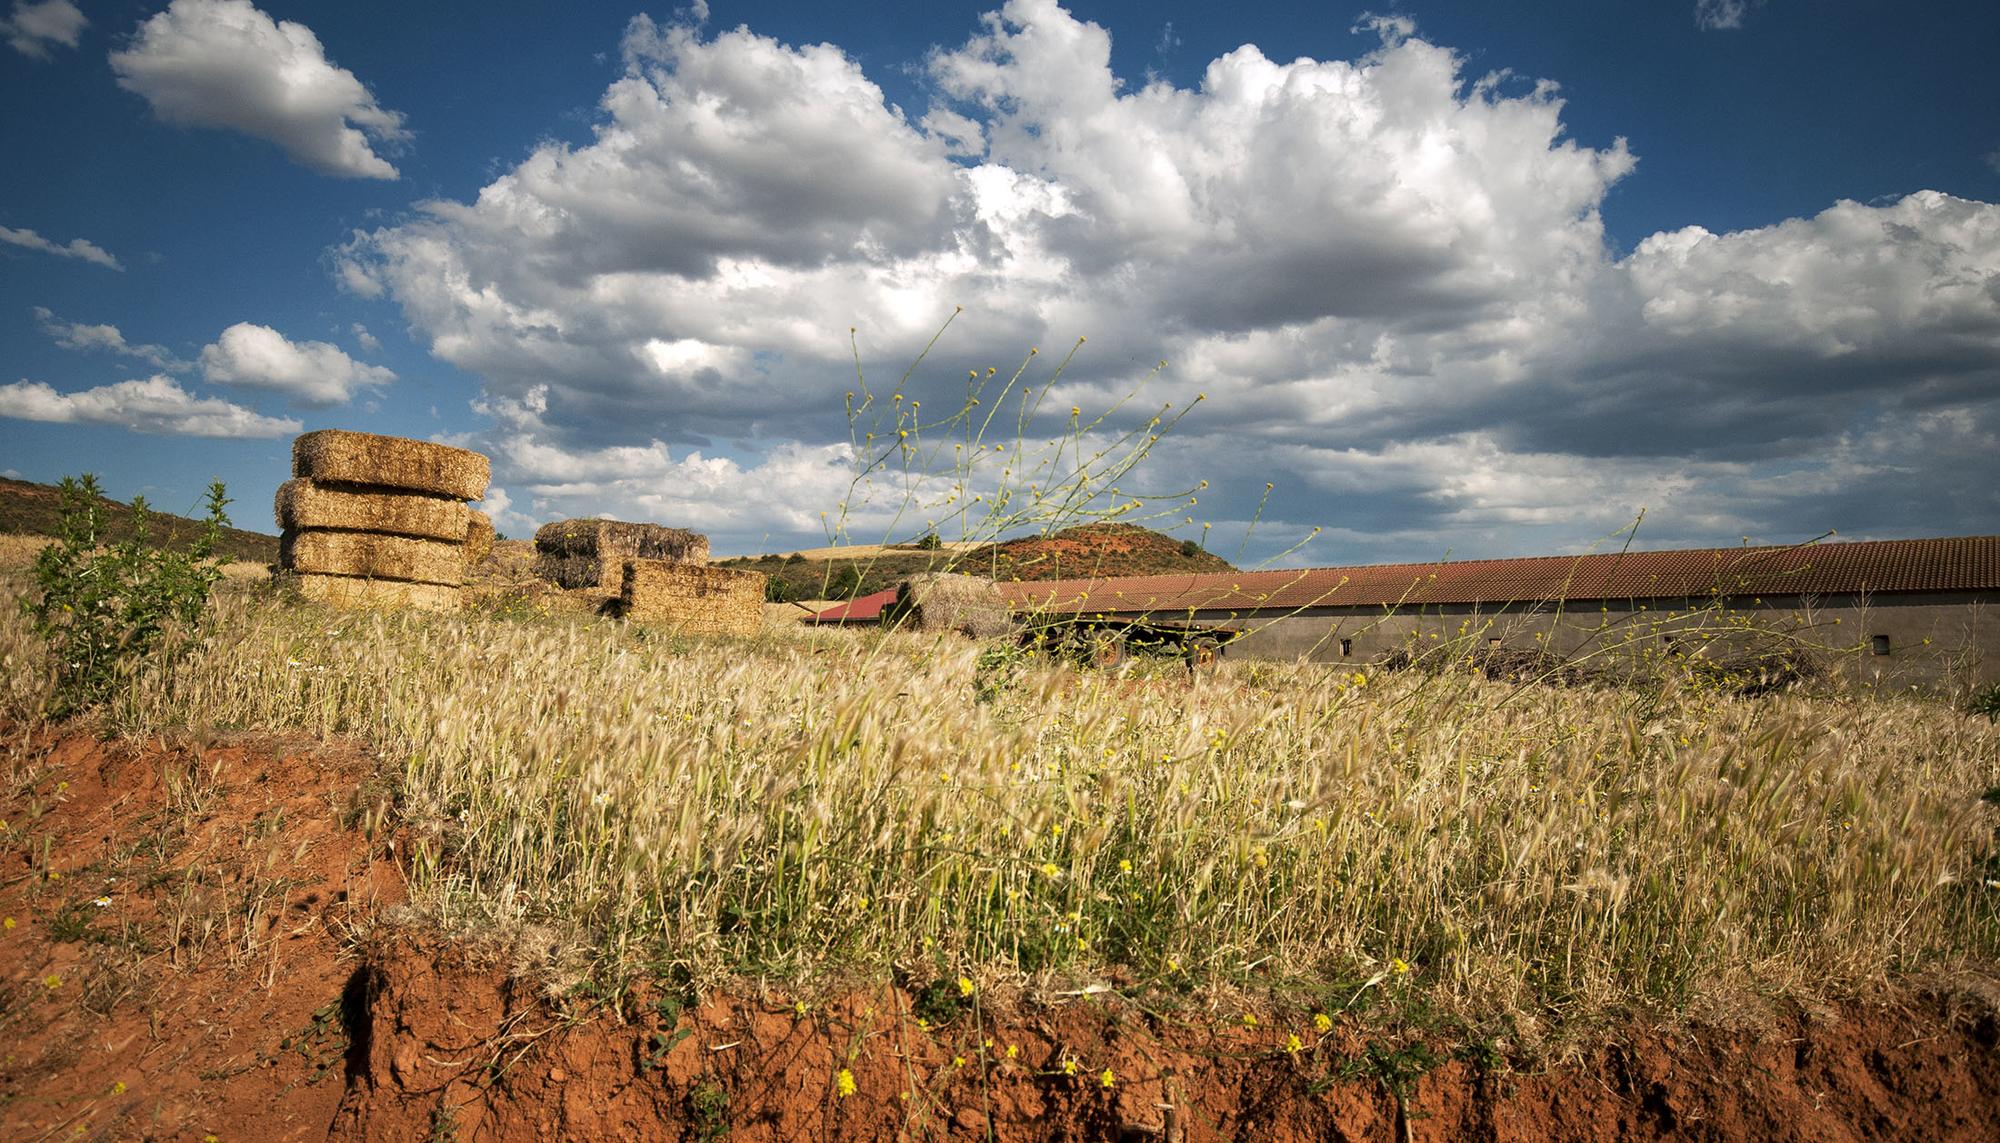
[802,588,898,624]
[997,535,2000,617]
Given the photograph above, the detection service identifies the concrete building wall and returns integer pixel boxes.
[1192,592,1996,689]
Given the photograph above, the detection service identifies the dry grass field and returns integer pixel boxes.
[5,578,1994,1026]
[5,575,2000,1139]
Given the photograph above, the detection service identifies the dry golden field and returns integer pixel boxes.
[4,577,1994,1029]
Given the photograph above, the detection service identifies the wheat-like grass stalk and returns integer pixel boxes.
[6,580,1991,1021]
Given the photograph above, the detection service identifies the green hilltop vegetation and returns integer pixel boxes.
[0,476,278,566]
[719,521,1236,602]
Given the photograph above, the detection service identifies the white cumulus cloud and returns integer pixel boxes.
[0,375,301,437]
[331,3,2000,559]
[0,224,121,269]
[2,0,85,57]
[111,0,410,179]
[199,321,395,406]
[32,306,189,370]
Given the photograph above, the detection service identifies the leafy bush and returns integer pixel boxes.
[914,531,943,551]
[23,474,231,718]
[764,575,801,603]
[1968,682,2000,723]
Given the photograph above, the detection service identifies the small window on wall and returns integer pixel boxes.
[1340,638,1353,658]
[1871,634,1891,656]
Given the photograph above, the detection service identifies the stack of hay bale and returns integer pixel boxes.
[886,572,1014,638]
[620,560,766,636]
[276,430,490,611]
[534,517,763,635]
[534,519,708,589]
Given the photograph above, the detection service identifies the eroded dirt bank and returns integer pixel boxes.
[6,731,2000,1141]
[1,729,401,1140]
[337,932,2000,1142]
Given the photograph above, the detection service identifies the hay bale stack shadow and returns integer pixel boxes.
[275,479,469,542]
[292,429,489,501]
[621,560,764,636]
[887,572,1014,638]
[536,519,709,589]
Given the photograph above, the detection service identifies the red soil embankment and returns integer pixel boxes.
[335,936,2000,1141]
[1,730,400,1141]
[5,730,1999,1141]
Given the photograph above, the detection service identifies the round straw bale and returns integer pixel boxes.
[465,510,495,564]
[282,529,467,586]
[275,479,469,542]
[293,573,462,612]
[292,429,489,500]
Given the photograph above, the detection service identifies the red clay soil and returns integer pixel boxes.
[7,730,2000,1142]
[1,729,400,1141]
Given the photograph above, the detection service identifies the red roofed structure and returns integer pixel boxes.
[801,537,1999,685]
[1001,535,2000,685]
[1001,536,2000,615]
[801,588,897,625]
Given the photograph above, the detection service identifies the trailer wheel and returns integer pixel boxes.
[1187,637,1221,669]
[1089,633,1129,669]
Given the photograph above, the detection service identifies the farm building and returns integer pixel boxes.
[1001,535,2000,688]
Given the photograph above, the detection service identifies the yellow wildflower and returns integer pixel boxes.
[836,1068,857,1098]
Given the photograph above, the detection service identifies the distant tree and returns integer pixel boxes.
[827,564,863,599]
[765,576,801,603]
[786,552,807,565]
[1180,539,1200,558]
[916,532,943,551]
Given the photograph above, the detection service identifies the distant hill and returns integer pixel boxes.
[720,522,1234,602]
[0,476,279,566]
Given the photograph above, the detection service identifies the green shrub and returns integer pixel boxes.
[24,474,232,718]
[1969,681,2000,723]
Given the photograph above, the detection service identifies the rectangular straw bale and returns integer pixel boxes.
[620,560,764,636]
[464,509,495,564]
[888,572,1015,638]
[282,529,467,586]
[293,573,463,612]
[292,429,489,501]
[275,478,469,542]
[534,519,710,588]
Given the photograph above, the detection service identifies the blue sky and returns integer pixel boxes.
[2,0,1996,564]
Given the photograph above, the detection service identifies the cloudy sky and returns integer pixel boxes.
[2,0,1997,564]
